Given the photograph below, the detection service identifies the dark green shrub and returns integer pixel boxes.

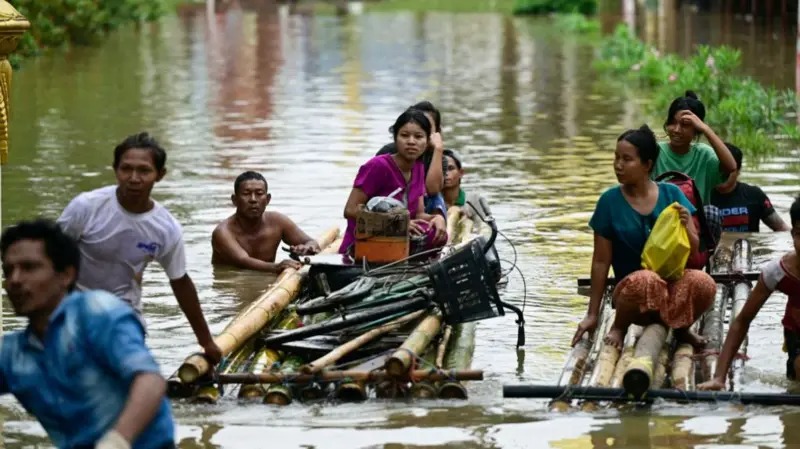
[513,0,597,16]
[9,0,166,62]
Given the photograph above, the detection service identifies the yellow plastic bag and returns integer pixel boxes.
[641,202,690,281]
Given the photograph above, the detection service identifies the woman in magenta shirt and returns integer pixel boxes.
[340,109,447,254]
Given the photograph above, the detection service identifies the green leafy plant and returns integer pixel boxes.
[554,12,599,34]
[593,24,799,155]
[9,0,167,65]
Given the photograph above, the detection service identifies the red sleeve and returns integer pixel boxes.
[755,186,776,219]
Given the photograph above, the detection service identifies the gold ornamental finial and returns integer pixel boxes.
[0,1,29,164]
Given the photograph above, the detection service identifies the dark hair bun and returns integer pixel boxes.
[637,124,656,139]
[684,90,698,99]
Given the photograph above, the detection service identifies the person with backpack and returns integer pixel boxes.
[654,90,737,205]
[652,91,734,269]
[571,125,716,350]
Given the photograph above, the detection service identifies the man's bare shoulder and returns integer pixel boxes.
[212,215,238,238]
[264,211,296,228]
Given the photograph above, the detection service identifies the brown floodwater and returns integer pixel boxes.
[1,2,799,448]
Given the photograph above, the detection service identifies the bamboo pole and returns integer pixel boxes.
[193,340,254,404]
[559,336,592,386]
[550,334,592,411]
[263,354,305,406]
[166,370,196,399]
[446,206,462,243]
[435,325,453,369]
[332,354,388,402]
[178,227,339,383]
[334,379,368,402]
[700,284,729,382]
[652,331,674,389]
[237,347,282,400]
[610,325,643,388]
[438,322,477,400]
[587,330,620,387]
[578,305,617,411]
[410,347,439,399]
[623,323,668,397]
[670,343,694,390]
[385,313,443,377]
[729,238,752,389]
[300,310,425,374]
[238,311,301,399]
[218,369,484,385]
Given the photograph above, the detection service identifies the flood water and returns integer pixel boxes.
[1,2,800,448]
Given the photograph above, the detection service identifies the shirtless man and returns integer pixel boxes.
[212,171,320,273]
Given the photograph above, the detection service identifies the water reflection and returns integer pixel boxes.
[1,3,800,448]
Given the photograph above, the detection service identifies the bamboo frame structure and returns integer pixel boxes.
[171,204,494,405]
[552,236,761,409]
[217,369,484,384]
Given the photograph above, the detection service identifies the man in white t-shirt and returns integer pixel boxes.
[57,132,222,364]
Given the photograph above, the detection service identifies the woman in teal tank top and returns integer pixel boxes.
[572,125,717,351]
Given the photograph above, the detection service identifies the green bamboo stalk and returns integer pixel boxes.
[438,322,476,399]
[263,354,305,406]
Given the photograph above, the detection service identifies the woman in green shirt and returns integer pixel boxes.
[654,90,737,205]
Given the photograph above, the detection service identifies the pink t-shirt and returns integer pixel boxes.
[340,154,425,253]
[760,255,800,332]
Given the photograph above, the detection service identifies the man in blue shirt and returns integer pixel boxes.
[0,219,175,449]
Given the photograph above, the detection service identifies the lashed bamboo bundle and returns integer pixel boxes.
[300,310,425,374]
[178,227,340,383]
[385,312,443,377]
[622,323,668,397]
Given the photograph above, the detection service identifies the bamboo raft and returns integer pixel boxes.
[170,205,507,405]
[549,234,757,408]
